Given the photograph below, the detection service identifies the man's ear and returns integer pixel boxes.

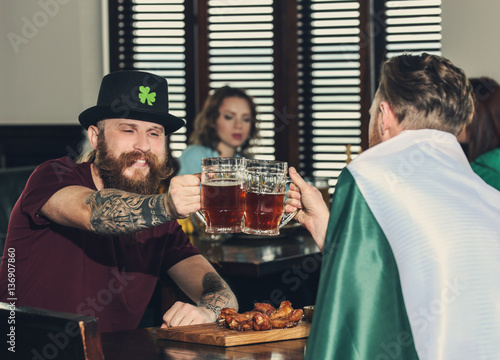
[379,101,397,133]
[88,125,99,150]
[379,101,403,139]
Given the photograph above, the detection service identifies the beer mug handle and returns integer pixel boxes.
[279,210,297,228]
[194,210,207,227]
[279,178,298,228]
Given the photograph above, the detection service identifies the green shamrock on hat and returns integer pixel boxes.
[138,86,156,106]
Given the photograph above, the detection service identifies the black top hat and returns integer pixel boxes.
[78,70,185,134]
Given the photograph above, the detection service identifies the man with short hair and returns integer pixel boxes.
[286,53,500,359]
[0,71,237,332]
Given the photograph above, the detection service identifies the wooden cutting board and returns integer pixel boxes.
[156,321,311,347]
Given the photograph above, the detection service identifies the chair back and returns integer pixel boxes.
[0,166,36,262]
[0,302,104,360]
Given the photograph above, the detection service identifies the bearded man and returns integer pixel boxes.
[0,71,237,333]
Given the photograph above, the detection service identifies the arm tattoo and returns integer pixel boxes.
[85,189,173,235]
[198,272,238,317]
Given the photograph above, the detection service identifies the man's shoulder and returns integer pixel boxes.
[36,156,79,170]
[348,130,460,170]
[30,156,92,186]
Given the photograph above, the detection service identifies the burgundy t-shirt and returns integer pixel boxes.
[0,157,200,332]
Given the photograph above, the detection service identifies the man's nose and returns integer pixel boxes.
[134,132,151,152]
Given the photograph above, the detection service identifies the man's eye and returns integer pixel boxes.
[150,132,160,137]
[123,130,133,133]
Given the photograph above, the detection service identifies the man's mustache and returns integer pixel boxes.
[121,151,157,168]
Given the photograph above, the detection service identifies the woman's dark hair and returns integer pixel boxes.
[467,77,500,162]
[189,86,259,154]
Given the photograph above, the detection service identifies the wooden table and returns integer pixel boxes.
[192,224,321,277]
[194,225,322,311]
[101,327,308,360]
[153,225,322,325]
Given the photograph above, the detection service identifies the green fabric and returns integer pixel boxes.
[470,148,500,191]
[305,169,419,360]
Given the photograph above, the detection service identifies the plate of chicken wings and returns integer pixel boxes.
[218,300,304,331]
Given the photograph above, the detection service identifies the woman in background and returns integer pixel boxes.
[463,77,500,190]
[177,86,259,175]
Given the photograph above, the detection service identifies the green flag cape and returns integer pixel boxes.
[305,169,419,360]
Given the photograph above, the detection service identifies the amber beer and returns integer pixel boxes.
[243,159,296,236]
[197,157,245,233]
[244,191,285,231]
[201,180,245,232]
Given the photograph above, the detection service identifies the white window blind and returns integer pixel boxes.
[113,0,188,158]
[109,0,443,187]
[297,0,442,189]
[385,0,442,58]
[207,0,276,160]
[298,0,362,188]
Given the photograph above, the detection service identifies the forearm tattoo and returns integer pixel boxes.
[198,272,238,316]
[86,189,172,235]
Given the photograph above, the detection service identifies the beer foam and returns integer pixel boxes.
[203,180,244,186]
[246,190,284,195]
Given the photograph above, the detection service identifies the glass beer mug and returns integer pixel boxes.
[195,157,245,233]
[243,159,296,236]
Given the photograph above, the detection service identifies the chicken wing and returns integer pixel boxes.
[269,309,304,329]
[269,301,293,319]
[253,302,276,317]
[253,312,272,331]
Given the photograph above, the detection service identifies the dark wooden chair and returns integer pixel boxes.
[0,302,104,360]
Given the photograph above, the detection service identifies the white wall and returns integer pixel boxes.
[2,1,500,126]
[441,0,500,80]
[0,0,103,125]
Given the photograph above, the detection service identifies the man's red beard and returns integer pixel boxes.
[94,138,170,195]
